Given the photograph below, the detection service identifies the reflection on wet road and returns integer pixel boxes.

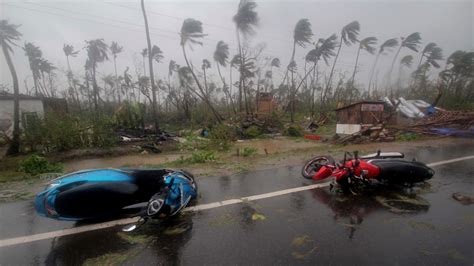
[1,143,473,265]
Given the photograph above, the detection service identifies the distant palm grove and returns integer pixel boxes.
[1,0,473,155]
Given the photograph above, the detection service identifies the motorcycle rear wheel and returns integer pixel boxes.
[301,155,335,180]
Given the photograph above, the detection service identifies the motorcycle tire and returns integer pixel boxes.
[301,155,335,180]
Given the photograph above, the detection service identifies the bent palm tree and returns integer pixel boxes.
[110,41,123,103]
[213,41,236,114]
[350,36,377,89]
[325,21,360,99]
[388,32,421,88]
[233,0,258,112]
[85,39,108,111]
[180,18,222,122]
[286,19,313,122]
[63,44,80,105]
[300,34,338,103]
[398,55,413,87]
[1,20,21,155]
[368,38,398,96]
[23,42,42,96]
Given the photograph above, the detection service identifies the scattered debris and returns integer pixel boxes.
[251,213,266,221]
[452,193,474,205]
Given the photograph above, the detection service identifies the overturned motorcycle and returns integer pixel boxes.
[35,168,198,231]
[302,150,434,192]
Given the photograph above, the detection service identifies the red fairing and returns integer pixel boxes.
[357,160,380,178]
[313,165,333,180]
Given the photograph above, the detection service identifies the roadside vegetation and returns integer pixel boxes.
[0,1,473,183]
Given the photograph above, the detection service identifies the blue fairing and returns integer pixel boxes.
[35,169,133,219]
[164,172,197,208]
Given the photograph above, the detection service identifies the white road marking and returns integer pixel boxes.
[425,155,474,167]
[0,154,473,248]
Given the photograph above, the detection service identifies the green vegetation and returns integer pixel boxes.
[244,125,262,139]
[19,155,63,175]
[285,125,304,137]
[242,147,258,157]
[396,132,420,141]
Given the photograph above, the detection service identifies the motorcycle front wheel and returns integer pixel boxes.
[301,155,335,180]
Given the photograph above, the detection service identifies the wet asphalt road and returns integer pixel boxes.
[1,142,473,265]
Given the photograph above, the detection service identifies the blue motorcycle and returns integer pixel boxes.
[35,168,198,229]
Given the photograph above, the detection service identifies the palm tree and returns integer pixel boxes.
[201,59,211,95]
[149,44,164,109]
[141,0,161,132]
[396,55,413,88]
[1,20,21,155]
[23,42,42,96]
[285,19,313,122]
[350,36,377,88]
[269,57,280,91]
[213,41,236,114]
[180,18,223,122]
[368,38,398,96]
[85,39,108,111]
[110,41,123,103]
[233,0,259,112]
[63,44,80,106]
[419,42,443,68]
[38,58,56,96]
[304,34,338,104]
[325,21,360,98]
[388,32,422,88]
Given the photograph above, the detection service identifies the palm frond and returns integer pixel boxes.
[294,19,313,47]
[202,59,211,70]
[0,20,22,53]
[271,57,280,68]
[110,42,123,57]
[150,45,164,63]
[233,0,259,37]
[213,41,229,67]
[400,55,413,68]
[168,60,179,76]
[306,34,338,65]
[379,38,399,54]
[401,32,422,52]
[63,44,79,57]
[341,21,360,46]
[359,36,377,54]
[180,18,206,47]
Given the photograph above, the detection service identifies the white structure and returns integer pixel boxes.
[0,94,44,137]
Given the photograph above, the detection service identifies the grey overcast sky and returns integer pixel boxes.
[1,0,473,94]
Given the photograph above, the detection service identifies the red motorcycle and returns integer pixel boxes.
[302,151,434,190]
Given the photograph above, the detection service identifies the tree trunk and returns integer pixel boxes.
[388,45,403,95]
[2,41,21,155]
[350,46,362,89]
[92,63,99,111]
[236,30,244,113]
[368,52,381,97]
[182,45,223,123]
[324,37,343,102]
[217,62,236,115]
[141,0,160,133]
[113,56,121,104]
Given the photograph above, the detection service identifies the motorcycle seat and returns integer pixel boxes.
[360,152,404,160]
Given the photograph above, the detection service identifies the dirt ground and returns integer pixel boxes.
[0,137,471,203]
